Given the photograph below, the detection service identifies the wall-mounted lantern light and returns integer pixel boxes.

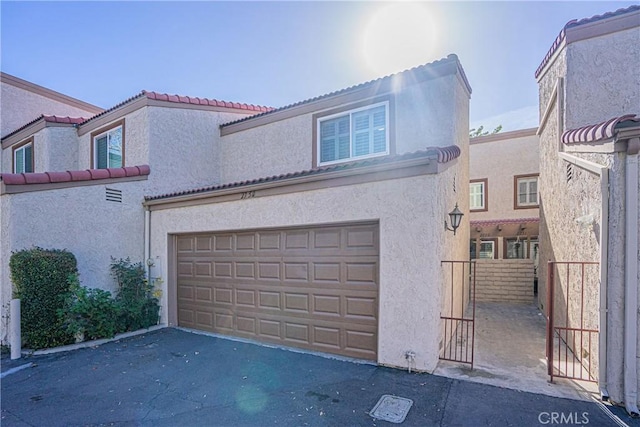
[445,203,463,235]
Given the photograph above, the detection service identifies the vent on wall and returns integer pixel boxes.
[106,188,122,203]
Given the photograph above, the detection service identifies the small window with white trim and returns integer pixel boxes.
[92,120,124,169]
[317,102,389,165]
[13,139,34,173]
[469,179,487,211]
[515,174,539,208]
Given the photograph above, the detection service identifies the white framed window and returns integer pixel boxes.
[469,179,487,211]
[478,240,496,259]
[92,120,124,169]
[505,238,527,259]
[317,102,389,165]
[13,139,33,173]
[515,174,539,208]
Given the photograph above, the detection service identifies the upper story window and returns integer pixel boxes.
[514,174,539,209]
[92,120,125,169]
[469,179,487,211]
[13,138,34,173]
[317,102,389,165]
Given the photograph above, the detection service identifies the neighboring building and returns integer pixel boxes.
[469,128,540,303]
[536,5,639,413]
[1,54,471,373]
[1,72,103,138]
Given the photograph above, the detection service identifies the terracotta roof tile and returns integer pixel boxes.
[2,114,88,141]
[0,165,150,186]
[220,54,470,129]
[471,218,539,227]
[145,145,460,201]
[78,91,272,128]
[535,5,640,78]
[42,115,86,124]
[562,114,640,144]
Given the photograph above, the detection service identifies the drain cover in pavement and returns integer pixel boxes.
[369,394,413,423]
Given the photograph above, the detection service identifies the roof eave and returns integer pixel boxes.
[144,154,439,210]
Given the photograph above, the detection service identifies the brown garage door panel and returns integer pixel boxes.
[176,223,379,360]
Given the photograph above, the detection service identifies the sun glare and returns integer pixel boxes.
[362,3,439,77]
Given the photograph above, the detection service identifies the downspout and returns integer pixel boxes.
[623,138,639,416]
[539,78,610,399]
[144,208,151,280]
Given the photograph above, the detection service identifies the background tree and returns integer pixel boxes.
[469,125,503,138]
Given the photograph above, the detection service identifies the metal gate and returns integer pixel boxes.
[546,261,599,383]
[440,261,476,368]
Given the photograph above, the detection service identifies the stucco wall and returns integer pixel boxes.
[146,107,253,195]
[149,172,462,372]
[77,108,150,171]
[1,82,97,138]
[38,127,80,172]
[565,27,640,129]
[470,131,539,221]
[0,180,146,343]
[538,23,640,405]
[220,75,463,184]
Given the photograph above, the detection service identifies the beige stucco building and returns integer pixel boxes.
[1,55,471,373]
[468,128,540,304]
[536,5,640,413]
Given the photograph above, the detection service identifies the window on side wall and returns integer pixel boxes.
[478,239,496,259]
[505,238,527,259]
[514,174,539,209]
[13,138,34,173]
[469,179,487,211]
[317,102,389,165]
[92,120,124,169]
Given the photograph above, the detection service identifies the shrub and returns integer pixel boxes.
[60,274,119,340]
[10,247,77,349]
[111,258,159,331]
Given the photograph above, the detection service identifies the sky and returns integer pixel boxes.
[1,1,635,132]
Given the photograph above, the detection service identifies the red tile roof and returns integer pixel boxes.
[42,115,86,124]
[220,54,471,129]
[535,5,640,79]
[145,145,461,201]
[471,218,539,227]
[561,114,640,144]
[0,165,150,185]
[2,114,88,141]
[79,91,274,126]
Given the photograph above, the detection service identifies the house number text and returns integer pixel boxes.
[240,191,256,199]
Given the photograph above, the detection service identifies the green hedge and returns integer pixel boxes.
[59,258,160,342]
[10,247,77,349]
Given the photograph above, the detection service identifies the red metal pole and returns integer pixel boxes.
[547,261,555,381]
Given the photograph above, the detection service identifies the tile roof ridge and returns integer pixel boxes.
[535,5,640,79]
[2,114,88,141]
[0,165,150,186]
[42,115,87,124]
[78,91,148,126]
[220,54,465,129]
[1,115,46,140]
[143,90,273,112]
[561,114,639,144]
[145,147,456,202]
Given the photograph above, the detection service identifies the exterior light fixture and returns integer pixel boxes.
[445,203,463,235]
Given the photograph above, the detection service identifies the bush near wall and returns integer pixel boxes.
[59,258,159,342]
[10,248,77,349]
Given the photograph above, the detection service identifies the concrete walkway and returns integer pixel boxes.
[2,328,635,426]
[434,302,599,401]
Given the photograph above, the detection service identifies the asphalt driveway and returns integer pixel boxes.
[1,328,636,426]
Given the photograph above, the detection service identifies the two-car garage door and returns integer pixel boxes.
[176,223,379,360]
